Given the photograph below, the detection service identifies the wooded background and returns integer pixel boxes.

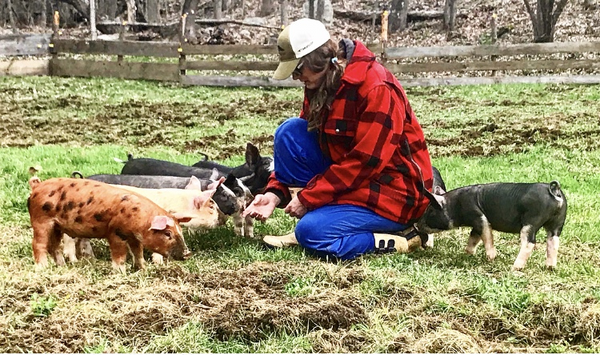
[2,0,596,44]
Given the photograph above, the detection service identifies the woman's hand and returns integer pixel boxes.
[284,196,307,219]
[242,192,281,222]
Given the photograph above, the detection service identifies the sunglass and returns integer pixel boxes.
[292,61,304,77]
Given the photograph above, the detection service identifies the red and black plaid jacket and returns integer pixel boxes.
[265,40,433,224]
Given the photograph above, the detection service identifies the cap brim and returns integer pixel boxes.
[273,59,300,80]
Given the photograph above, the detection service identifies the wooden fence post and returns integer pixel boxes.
[280,0,288,27]
[491,13,497,76]
[90,0,97,40]
[380,10,389,64]
[118,20,126,62]
[178,14,187,80]
[50,11,60,65]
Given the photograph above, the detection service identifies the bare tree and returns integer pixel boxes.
[443,0,457,32]
[97,0,118,21]
[56,0,90,21]
[280,0,288,26]
[181,0,200,42]
[389,0,409,32]
[125,0,136,23]
[523,0,568,42]
[140,0,159,22]
[215,0,223,19]
[260,0,275,16]
[5,0,16,27]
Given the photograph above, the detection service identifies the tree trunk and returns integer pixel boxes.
[90,0,97,38]
[260,0,274,16]
[98,0,118,21]
[316,0,324,20]
[308,0,314,18]
[222,0,230,12]
[6,0,16,28]
[215,0,223,19]
[280,0,288,26]
[141,0,160,22]
[182,0,200,43]
[126,0,136,23]
[389,0,409,32]
[443,0,457,32]
[56,0,90,21]
[39,0,48,26]
[523,0,569,42]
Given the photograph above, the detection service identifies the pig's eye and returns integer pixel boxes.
[164,230,173,240]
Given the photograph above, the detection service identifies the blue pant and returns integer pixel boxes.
[273,118,408,260]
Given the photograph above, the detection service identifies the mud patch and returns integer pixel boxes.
[0,262,368,352]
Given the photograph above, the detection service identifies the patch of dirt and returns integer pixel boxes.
[0,261,370,352]
[2,87,599,157]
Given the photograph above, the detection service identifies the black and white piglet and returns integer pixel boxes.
[417,181,567,270]
[193,142,274,195]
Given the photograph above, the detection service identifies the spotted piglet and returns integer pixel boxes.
[27,177,192,272]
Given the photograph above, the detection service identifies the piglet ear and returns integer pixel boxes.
[150,216,175,230]
[207,176,225,190]
[423,189,444,210]
[171,213,193,224]
[193,190,216,209]
[185,176,202,190]
[210,168,220,181]
[432,194,445,210]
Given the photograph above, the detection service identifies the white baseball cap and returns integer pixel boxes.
[273,18,331,80]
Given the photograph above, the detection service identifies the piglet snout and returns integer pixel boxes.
[168,242,192,261]
[183,249,192,260]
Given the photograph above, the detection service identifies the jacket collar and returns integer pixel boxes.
[341,40,376,85]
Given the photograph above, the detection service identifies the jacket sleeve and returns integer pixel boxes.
[298,84,405,209]
[263,171,292,208]
[262,94,309,209]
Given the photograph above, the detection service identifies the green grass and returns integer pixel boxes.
[2,76,600,352]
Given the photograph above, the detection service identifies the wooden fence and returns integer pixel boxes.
[1,33,600,87]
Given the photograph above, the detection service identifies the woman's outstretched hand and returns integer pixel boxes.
[242,192,281,222]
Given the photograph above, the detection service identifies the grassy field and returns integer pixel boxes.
[1,76,600,353]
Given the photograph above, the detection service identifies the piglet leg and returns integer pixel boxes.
[127,238,146,271]
[244,215,255,239]
[106,234,130,273]
[480,221,497,261]
[465,230,482,255]
[32,223,61,268]
[63,234,79,263]
[545,232,560,269]
[512,225,536,270]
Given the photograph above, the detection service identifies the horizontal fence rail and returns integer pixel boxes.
[1,34,600,87]
[0,34,51,56]
[52,39,180,57]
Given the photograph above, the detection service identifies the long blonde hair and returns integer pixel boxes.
[302,39,346,131]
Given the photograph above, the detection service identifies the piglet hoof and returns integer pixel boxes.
[112,262,127,274]
[486,248,497,261]
[54,257,66,267]
[152,253,165,265]
[35,260,49,269]
[511,262,525,271]
[464,247,476,256]
[424,234,434,249]
[545,262,557,270]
